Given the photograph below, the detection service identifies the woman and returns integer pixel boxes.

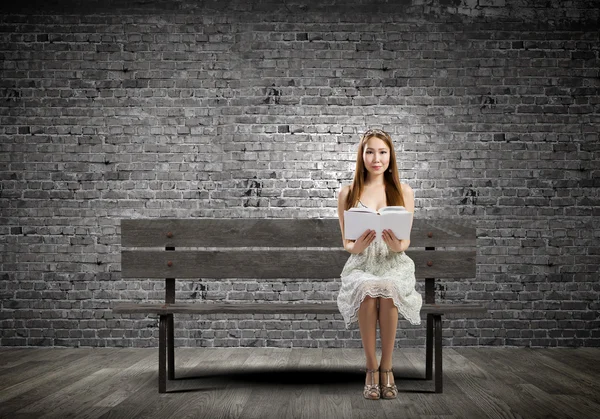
[336,128,422,400]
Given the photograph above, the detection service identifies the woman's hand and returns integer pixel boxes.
[382,229,404,253]
[350,229,376,254]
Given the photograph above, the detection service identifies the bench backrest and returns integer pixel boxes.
[121,219,476,280]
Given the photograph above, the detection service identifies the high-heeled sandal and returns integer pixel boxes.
[363,368,380,400]
[380,368,398,399]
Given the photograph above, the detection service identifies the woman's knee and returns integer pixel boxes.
[361,295,378,308]
[378,297,397,310]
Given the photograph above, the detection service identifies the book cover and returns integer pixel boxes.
[343,206,413,240]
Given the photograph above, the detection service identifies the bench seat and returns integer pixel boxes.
[113,302,487,316]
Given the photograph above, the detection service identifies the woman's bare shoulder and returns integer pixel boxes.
[400,183,413,193]
[339,184,351,196]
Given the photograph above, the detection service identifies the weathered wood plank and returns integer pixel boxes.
[0,349,32,367]
[121,249,476,279]
[121,218,476,248]
[522,386,600,419]
[2,348,600,419]
[464,347,600,405]
[194,349,267,418]
[0,351,93,393]
[112,302,487,315]
[319,348,356,418]
[401,348,491,416]
[93,348,203,415]
[237,348,303,419]
[456,347,600,417]
[538,348,600,376]
[443,348,558,419]
[32,352,157,419]
[0,349,138,412]
[99,348,236,416]
[10,349,153,417]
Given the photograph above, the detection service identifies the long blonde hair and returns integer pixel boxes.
[345,129,405,210]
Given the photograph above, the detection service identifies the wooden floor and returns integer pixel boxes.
[0,347,599,419]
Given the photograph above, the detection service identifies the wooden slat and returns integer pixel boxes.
[121,249,476,279]
[121,218,476,248]
[112,302,487,315]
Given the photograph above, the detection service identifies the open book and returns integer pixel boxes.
[344,206,413,240]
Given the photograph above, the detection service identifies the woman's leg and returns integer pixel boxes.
[358,296,379,386]
[378,297,398,386]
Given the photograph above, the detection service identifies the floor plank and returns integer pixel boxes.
[402,348,477,417]
[0,348,97,390]
[519,384,600,419]
[460,347,600,405]
[0,349,137,415]
[0,347,597,419]
[538,348,600,376]
[447,348,557,419]
[98,347,225,419]
[319,348,354,419]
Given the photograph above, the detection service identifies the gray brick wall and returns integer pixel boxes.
[1,0,599,348]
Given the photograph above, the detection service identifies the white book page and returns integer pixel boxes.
[380,211,413,239]
[343,211,380,240]
[378,206,408,213]
[346,207,377,214]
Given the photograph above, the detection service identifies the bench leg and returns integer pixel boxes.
[426,313,433,380]
[168,314,175,380]
[159,314,168,393]
[434,314,443,393]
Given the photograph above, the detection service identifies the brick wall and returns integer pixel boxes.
[1,0,599,348]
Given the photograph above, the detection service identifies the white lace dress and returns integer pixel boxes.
[337,200,423,328]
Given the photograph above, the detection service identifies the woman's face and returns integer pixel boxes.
[362,136,390,176]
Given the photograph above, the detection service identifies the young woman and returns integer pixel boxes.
[336,129,422,400]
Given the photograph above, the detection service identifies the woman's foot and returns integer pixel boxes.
[363,368,380,400]
[379,367,398,399]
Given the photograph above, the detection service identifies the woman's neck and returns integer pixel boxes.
[364,174,385,187]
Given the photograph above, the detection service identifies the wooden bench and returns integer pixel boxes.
[113,218,486,393]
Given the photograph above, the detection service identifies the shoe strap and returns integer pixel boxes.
[365,368,379,386]
[380,368,394,386]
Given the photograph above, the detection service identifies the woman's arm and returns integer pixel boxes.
[337,185,356,253]
[398,184,414,252]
